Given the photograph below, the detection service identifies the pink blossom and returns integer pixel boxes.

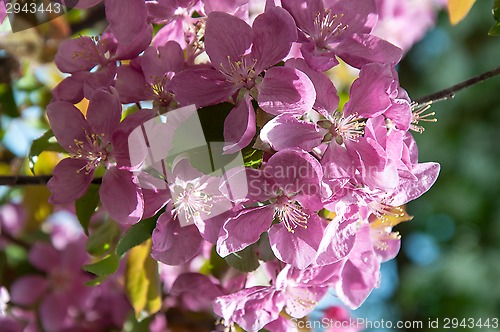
[282,0,402,71]
[115,42,186,110]
[373,0,446,52]
[47,88,154,224]
[217,149,326,269]
[171,7,316,152]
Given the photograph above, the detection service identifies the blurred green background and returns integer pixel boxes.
[397,0,500,329]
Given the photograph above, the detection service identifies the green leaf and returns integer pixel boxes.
[255,233,276,262]
[75,184,100,235]
[488,22,500,36]
[83,253,120,276]
[86,220,120,256]
[224,245,260,272]
[493,0,500,21]
[199,245,229,278]
[125,240,162,321]
[116,215,158,258]
[28,129,65,175]
[0,84,19,117]
[242,146,263,168]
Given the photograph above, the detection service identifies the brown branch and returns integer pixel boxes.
[0,176,102,186]
[415,66,500,104]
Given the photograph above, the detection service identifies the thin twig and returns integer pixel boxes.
[0,176,102,186]
[415,66,500,104]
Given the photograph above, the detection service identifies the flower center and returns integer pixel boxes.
[319,111,365,145]
[410,101,437,133]
[151,75,175,107]
[274,197,308,233]
[172,181,213,223]
[68,130,108,174]
[312,9,347,48]
[219,56,258,89]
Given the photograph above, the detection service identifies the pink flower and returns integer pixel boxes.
[53,29,149,103]
[217,149,326,269]
[323,305,362,332]
[151,157,234,265]
[47,88,154,224]
[373,0,445,52]
[282,0,402,71]
[115,42,186,110]
[214,264,329,332]
[172,7,316,153]
[9,240,91,331]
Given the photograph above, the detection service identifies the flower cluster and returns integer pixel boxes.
[44,0,441,330]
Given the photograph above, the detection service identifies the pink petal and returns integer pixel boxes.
[170,273,224,311]
[10,276,48,306]
[47,158,94,204]
[142,189,171,219]
[268,214,323,269]
[336,33,403,69]
[55,37,100,73]
[115,65,153,104]
[51,73,85,104]
[171,68,236,107]
[281,0,324,36]
[286,58,339,114]
[344,63,394,118]
[205,11,253,69]
[217,206,275,257]
[251,7,298,72]
[391,162,440,206]
[316,211,359,265]
[301,41,339,72]
[214,286,284,332]
[114,24,153,60]
[29,242,61,271]
[329,0,378,34]
[82,66,117,101]
[151,212,203,265]
[46,101,92,152]
[86,88,122,138]
[203,0,249,21]
[258,67,315,116]
[260,114,325,151]
[39,293,71,331]
[265,149,323,196]
[152,20,187,48]
[142,42,185,82]
[336,224,380,309]
[100,167,144,224]
[105,0,148,44]
[223,95,256,154]
[284,285,328,318]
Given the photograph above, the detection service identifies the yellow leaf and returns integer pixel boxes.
[448,0,476,25]
[125,239,162,321]
[22,186,53,231]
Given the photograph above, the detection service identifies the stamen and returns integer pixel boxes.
[372,229,401,251]
[410,101,437,133]
[274,201,308,233]
[312,10,347,48]
[68,130,107,174]
[330,111,365,145]
[368,201,404,222]
[219,56,258,88]
[172,181,213,222]
[150,75,175,106]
